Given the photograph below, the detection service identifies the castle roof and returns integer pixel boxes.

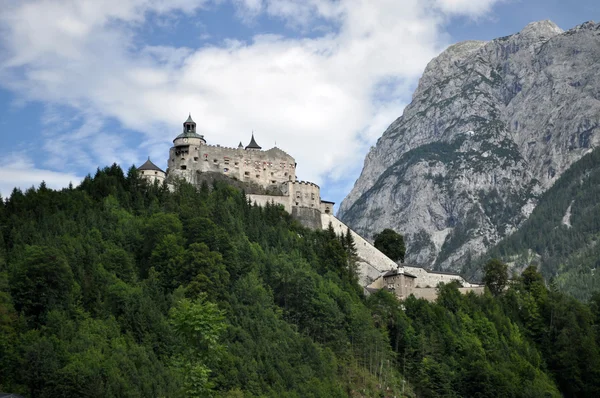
[383,269,416,278]
[175,114,203,142]
[175,131,204,140]
[245,133,262,150]
[138,158,164,173]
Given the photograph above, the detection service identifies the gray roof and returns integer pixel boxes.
[184,114,195,124]
[245,133,262,150]
[383,269,416,278]
[175,131,204,140]
[138,158,164,173]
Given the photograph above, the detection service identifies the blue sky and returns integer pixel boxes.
[0,0,598,209]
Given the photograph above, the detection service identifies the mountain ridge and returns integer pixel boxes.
[339,20,600,271]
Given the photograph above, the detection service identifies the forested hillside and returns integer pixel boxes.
[0,165,599,397]
[475,148,600,301]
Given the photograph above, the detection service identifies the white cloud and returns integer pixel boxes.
[0,153,82,198]
[436,0,503,17]
[0,0,503,196]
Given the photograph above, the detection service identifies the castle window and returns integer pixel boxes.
[296,192,301,199]
[244,171,250,176]
[271,172,274,176]
[194,157,198,161]
[284,172,288,176]
[235,162,239,166]
[256,174,260,178]
[180,165,187,170]
[311,193,315,200]
[213,159,218,163]
[271,180,276,184]
[155,171,158,175]
[224,168,229,172]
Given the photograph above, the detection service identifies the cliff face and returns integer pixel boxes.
[339,21,600,270]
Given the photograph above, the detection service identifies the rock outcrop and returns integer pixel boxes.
[339,21,600,270]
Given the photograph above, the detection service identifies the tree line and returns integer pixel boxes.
[0,164,599,397]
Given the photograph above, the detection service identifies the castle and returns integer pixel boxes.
[138,115,335,224]
[138,115,483,299]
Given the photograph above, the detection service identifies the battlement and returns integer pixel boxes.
[290,180,320,189]
[200,143,244,151]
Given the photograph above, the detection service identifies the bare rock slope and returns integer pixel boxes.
[339,21,600,270]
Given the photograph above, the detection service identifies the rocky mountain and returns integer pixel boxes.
[338,20,600,271]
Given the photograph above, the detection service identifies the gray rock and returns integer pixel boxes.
[339,20,600,270]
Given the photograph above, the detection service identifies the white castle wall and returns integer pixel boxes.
[247,194,293,213]
[289,181,321,209]
[140,170,165,184]
[321,213,397,286]
[168,144,296,188]
[399,266,481,288]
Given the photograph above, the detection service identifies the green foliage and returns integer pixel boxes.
[0,165,399,397]
[477,148,600,300]
[374,228,406,263]
[170,295,226,397]
[483,258,508,296]
[1,164,598,397]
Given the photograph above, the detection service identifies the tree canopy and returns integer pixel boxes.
[0,165,599,397]
[373,228,406,263]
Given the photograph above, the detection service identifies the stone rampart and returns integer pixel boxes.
[291,207,322,229]
[321,214,397,286]
[169,143,295,189]
[400,265,480,288]
[411,286,485,301]
[247,194,292,213]
[290,181,321,210]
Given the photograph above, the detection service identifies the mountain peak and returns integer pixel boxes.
[339,20,600,271]
[518,20,563,41]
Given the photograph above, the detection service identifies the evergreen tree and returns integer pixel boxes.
[373,228,406,262]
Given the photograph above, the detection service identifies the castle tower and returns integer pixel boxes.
[138,157,165,184]
[173,114,206,147]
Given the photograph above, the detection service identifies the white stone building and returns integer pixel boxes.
[139,115,335,222]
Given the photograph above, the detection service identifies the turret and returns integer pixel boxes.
[245,132,262,151]
[173,114,206,147]
[138,157,166,184]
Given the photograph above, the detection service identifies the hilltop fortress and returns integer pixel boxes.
[139,115,334,228]
[138,115,482,299]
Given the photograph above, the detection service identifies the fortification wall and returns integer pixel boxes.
[290,181,321,210]
[246,194,292,213]
[169,144,295,189]
[412,287,485,301]
[400,265,480,288]
[291,207,322,229]
[321,214,396,286]
[140,170,165,184]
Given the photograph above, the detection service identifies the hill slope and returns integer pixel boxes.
[1,165,592,396]
[339,20,600,271]
[474,148,600,301]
